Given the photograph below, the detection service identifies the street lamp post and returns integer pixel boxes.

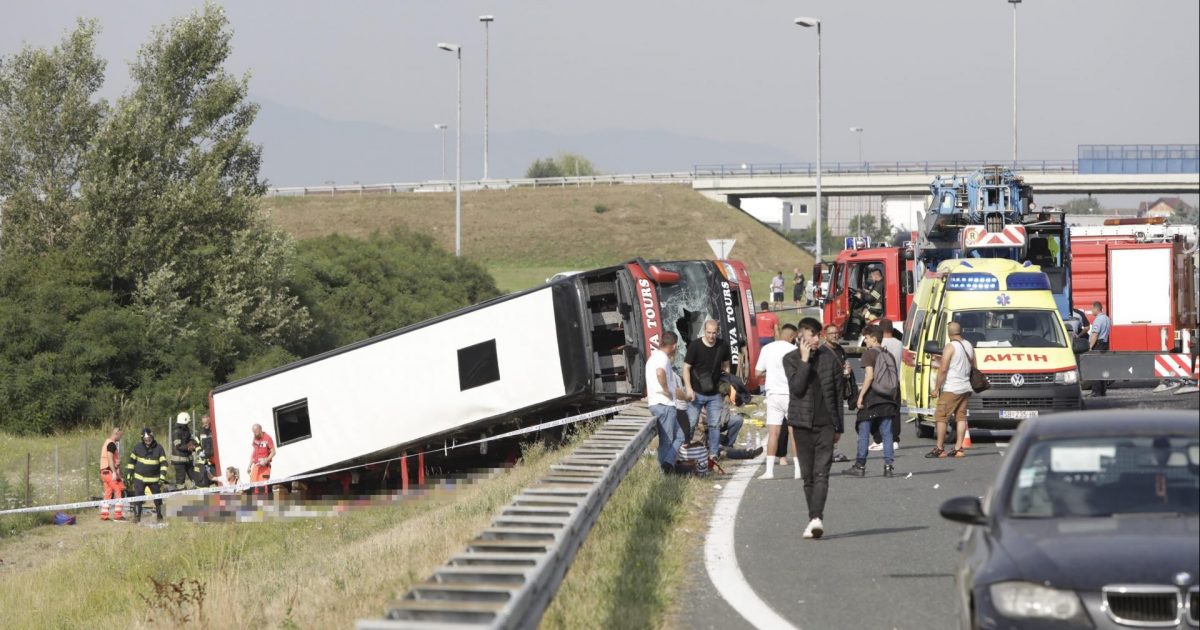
[795,17,822,263]
[480,15,494,180]
[849,127,864,164]
[1009,0,1020,164]
[438,42,463,257]
[434,123,448,180]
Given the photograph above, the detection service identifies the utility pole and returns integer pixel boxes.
[480,16,494,180]
[1009,0,1020,164]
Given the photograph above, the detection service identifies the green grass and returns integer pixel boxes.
[0,430,593,629]
[542,454,707,630]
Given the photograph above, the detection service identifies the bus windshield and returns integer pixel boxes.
[945,309,1066,349]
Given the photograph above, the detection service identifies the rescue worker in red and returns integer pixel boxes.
[248,424,277,495]
[125,427,169,523]
[99,427,126,521]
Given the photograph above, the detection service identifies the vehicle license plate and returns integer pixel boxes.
[999,410,1039,419]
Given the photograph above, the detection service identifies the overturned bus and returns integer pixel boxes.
[206,258,761,487]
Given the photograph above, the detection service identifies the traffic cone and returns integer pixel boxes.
[962,428,973,449]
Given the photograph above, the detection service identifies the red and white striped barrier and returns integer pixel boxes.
[1153,353,1193,378]
[962,225,1027,249]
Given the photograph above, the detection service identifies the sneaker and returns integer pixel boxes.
[758,472,775,480]
[777,457,789,466]
[832,453,850,463]
[868,442,884,451]
[893,442,900,450]
[883,465,895,478]
[803,517,825,539]
[846,463,866,477]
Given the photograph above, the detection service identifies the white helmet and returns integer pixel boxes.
[176,412,191,425]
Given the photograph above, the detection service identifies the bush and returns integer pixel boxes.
[594,204,609,214]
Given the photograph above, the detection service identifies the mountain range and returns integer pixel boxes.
[249,99,802,187]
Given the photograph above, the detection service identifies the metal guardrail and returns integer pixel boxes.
[266,159,1087,197]
[357,402,653,630]
[692,160,1079,177]
[266,173,694,197]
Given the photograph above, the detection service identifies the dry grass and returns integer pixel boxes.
[0,431,590,629]
[263,185,812,274]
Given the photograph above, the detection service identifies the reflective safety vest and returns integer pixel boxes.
[100,438,119,472]
[125,440,168,484]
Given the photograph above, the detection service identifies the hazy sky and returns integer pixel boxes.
[4,1,1198,165]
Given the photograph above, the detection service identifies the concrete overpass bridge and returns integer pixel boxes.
[691,160,1200,206]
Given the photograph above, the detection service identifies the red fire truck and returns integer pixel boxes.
[1069,218,1198,381]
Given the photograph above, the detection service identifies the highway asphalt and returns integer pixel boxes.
[682,389,1199,630]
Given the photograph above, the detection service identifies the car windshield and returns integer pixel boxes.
[1009,436,1200,518]
[948,309,1066,348]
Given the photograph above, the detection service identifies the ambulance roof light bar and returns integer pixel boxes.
[946,272,1000,291]
[1006,272,1051,291]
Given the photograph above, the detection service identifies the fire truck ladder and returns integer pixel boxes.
[357,402,653,630]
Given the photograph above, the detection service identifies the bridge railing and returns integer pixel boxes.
[692,160,1079,178]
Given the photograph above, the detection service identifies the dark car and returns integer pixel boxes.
[940,410,1199,629]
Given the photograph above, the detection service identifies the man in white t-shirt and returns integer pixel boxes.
[755,323,799,479]
[646,331,686,473]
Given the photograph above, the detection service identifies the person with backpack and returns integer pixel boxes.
[847,326,900,477]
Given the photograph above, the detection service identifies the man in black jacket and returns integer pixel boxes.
[784,317,844,539]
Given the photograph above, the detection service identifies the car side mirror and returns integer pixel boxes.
[923,340,943,356]
[940,496,987,526]
[1072,338,1089,354]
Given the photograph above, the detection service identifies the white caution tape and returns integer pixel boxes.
[0,403,631,517]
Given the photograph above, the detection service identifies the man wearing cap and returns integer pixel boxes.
[170,412,198,491]
[125,428,169,523]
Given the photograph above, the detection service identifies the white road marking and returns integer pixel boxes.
[704,458,800,630]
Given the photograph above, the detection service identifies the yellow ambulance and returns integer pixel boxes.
[901,258,1086,437]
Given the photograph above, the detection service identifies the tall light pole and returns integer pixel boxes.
[438,42,463,257]
[796,17,822,263]
[849,127,864,164]
[479,15,494,180]
[1009,0,1020,164]
[433,123,448,180]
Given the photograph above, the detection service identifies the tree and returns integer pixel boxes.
[1060,197,1103,215]
[79,4,310,365]
[1172,202,1198,225]
[846,213,895,245]
[526,157,562,178]
[555,152,597,177]
[288,229,500,357]
[0,19,107,257]
[524,153,598,178]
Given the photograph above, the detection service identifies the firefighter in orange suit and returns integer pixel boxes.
[99,427,126,521]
